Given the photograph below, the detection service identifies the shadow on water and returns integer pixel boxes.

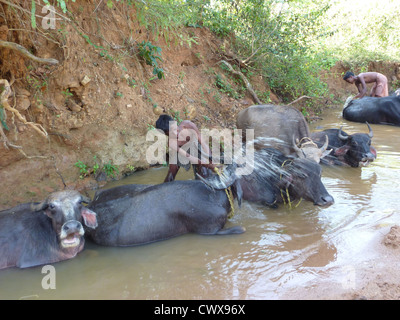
[1,107,400,299]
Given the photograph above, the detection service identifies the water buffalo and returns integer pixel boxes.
[200,148,334,208]
[310,123,376,167]
[237,104,330,162]
[343,95,400,126]
[0,190,98,269]
[86,180,245,247]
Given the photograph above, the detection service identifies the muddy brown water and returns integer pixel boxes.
[1,106,400,300]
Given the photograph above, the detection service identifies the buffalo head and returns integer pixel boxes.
[292,135,331,163]
[279,158,334,207]
[335,122,375,167]
[31,190,97,249]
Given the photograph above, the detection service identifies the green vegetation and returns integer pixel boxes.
[28,0,399,107]
[137,41,165,79]
[74,160,89,179]
[74,157,119,179]
[320,0,400,68]
[131,0,400,103]
[215,74,243,100]
[103,161,119,178]
[61,88,73,100]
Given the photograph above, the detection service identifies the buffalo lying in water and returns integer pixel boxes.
[343,95,400,126]
[200,148,334,208]
[0,190,98,269]
[87,145,334,248]
[86,180,245,247]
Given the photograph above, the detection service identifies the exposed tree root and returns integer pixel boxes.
[0,79,48,150]
[0,40,59,65]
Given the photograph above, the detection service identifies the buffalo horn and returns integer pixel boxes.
[366,122,373,138]
[338,126,348,141]
[292,135,303,157]
[320,135,329,152]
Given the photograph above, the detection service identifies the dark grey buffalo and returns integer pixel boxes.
[311,123,376,167]
[343,95,400,126]
[0,190,98,269]
[237,104,330,163]
[200,148,334,208]
[86,180,245,247]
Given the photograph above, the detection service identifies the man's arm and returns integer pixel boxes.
[354,75,367,99]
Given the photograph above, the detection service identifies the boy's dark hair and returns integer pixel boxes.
[155,114,174,134]
[343,71,355,80]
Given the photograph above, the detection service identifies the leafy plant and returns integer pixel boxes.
[137,41,165,79]
[61,88,73,100]
[126,164,136,172]
[74,160,88,179]
[103,162,119,178]
[92,156,100,175]
[127,78,137,88]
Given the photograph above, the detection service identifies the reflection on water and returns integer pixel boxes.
[1,108,400,299]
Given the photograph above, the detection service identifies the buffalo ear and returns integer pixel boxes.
[31,200,48,212]
[81,207,98,229]
[334,145,350,156]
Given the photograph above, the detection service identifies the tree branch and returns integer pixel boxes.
[286,95,312,106]
[218,60,262,105]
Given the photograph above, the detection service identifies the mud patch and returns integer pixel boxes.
[383,225,400,248]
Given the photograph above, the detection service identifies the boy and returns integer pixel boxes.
[155,114,215,182]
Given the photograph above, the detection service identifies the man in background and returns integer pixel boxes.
[343,71,389,99]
